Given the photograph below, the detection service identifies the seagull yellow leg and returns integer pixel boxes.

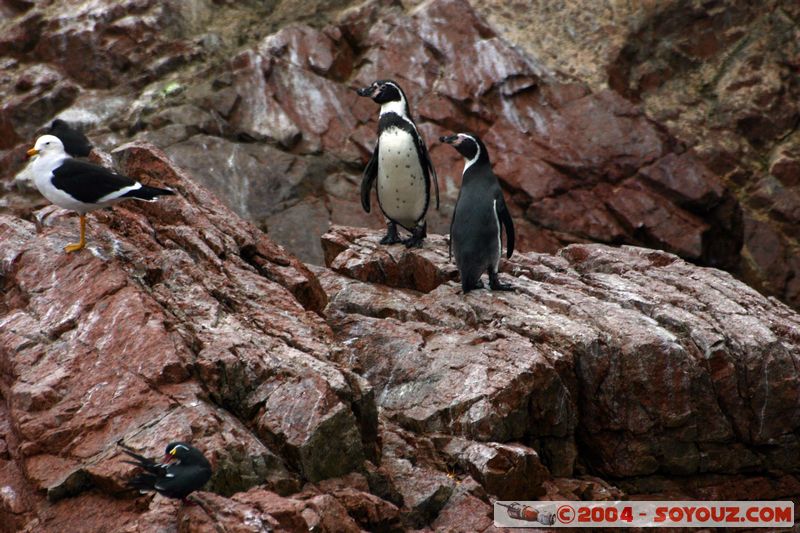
[64,214,87,253]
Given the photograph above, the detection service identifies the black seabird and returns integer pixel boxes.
[48,119,93,157]
[121,442,212,501]
[27,134,174,253]
[441,133,515,293]
[357,79,439,248]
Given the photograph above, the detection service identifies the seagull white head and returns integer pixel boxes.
[28,134,66,159]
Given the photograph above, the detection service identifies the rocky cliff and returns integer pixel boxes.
[1,0,799,308]
[1,143,800,531]
[2,0,800,531]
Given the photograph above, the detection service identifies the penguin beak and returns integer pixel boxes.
[356,86,372,97]
[26,148,39,158]
[439,135,459,145]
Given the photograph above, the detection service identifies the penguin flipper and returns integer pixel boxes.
[495,193,515,258]
[361,140,379,213]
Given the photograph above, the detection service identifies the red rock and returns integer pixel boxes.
[605,180,709,259]
[541,476,623,501]
[0,63,78,151]
[431,480,497,533]
[260,25,354,81]
[2,0,800,528]
[229,43,362,156]
[0,145,376,529]
[770,135,800,187]
[527,186,627,244]
[440,438,549,500]
[741,214,790,294]
[321,225,457,293]
[321,227,800,483]
[638,151,725,209]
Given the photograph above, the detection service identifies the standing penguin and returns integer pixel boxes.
[440,133,515,293]
[357,79,439,247]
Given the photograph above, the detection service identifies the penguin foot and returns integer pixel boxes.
[490,281,514,291]
[403,234,425,248]
[489,274,513,291]
[380,232,402,245]
[403,223,427,248]
[462,280,484,293]
[380,222,402,245]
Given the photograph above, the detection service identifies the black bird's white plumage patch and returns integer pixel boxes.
[121,442,212,501]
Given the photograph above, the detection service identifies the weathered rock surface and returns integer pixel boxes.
[2,0,800,529]
[0,143,375,531]
[2,142,800,530]
[5,0,798,311]
[319,225,800,493]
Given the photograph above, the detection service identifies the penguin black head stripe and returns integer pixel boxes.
[357,79,410,117]
[441,131,515,294]
[357,79,439,248]
[440,133,492,175]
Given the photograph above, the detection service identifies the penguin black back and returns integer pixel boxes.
[441,133,515,293]
[48,119,93,157]
[121,441,212,501]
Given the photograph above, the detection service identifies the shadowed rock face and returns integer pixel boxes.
[4,0,798,310]
[1,143,800,530]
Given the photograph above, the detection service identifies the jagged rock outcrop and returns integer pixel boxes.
[319,225,800,489]
[3,0,798,310]
[2,143,800,531]
[0,143,375,531]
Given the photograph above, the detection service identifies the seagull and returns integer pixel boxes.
[48,119,93,157]
[26,134,174,252]
[121,442,212,502]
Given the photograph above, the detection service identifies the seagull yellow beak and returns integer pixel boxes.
[27,148,39,158]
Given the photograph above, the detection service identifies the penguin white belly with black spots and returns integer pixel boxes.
[357,79,439,248]
[377,128,427,229]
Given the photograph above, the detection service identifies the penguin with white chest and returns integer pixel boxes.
[357,80,439,247]
[441,133,515,293]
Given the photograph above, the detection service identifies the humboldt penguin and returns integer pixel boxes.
[357,79,439,247]
[121,442,212,501]
[26,134,174,252]
[440,133,515,293]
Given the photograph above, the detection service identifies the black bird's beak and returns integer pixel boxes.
[440,135,458,145]
[356,86,372,97]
